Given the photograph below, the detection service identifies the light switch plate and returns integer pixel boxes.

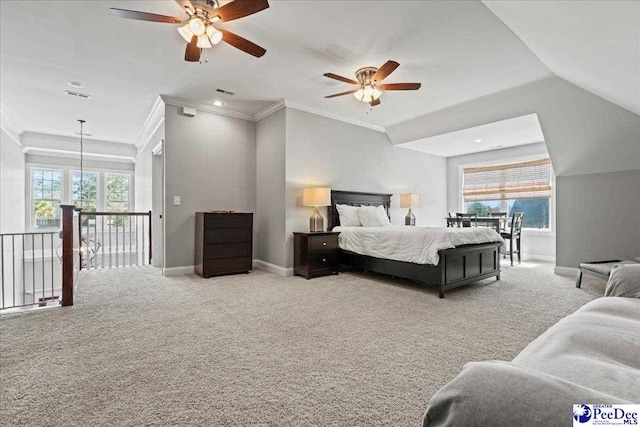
[173,196,181,206]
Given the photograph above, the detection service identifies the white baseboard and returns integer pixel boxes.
[163,265,195,276]
[522,254,556,263]
[254,259,294,277]
[554,266,579,277]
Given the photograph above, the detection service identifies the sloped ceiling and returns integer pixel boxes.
[483,0,640,115]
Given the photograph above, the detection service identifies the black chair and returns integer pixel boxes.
[489,212,508,232]
[456,212,477,228]
[501,212,523,266]
[446,213,457,228]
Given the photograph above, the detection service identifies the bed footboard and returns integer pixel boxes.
[437,242,502,298]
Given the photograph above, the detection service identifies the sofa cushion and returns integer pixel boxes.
[423,361,631,427]
[605,264,640,298]
[512,297,640,402]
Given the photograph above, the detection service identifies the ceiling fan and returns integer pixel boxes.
[323,60,421,107]
[111,0,269,62]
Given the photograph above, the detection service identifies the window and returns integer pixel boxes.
[32,169,62,229]
[105,174,130,212]
[72,171,98,213]
[462,158,552,229]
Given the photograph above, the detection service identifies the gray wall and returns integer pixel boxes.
[387,76,640,268]
[164,104,256,269]
[0,128,25,233]
[557,170,640,267]
[285,108,447,268]
[256,108,287,267]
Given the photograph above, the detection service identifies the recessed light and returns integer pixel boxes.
[212,100,224,107]
[475,139,482,143]
[67,81,84,88]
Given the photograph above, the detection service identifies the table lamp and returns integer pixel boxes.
[303,187,331,232]
[400,193,421,226]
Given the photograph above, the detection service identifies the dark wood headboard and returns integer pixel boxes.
[329,190,392,230]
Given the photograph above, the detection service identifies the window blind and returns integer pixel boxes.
[463,158,552,202]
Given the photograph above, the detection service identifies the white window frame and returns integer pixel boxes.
[26,163,134,231]
[458,154,556,232]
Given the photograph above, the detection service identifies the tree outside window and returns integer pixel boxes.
[32,169,62,229]
[106,174,130,226]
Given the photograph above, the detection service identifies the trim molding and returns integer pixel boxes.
[254,99,285,121]
[161,95,256,121]
[254,259,294,277]
[554,266,578,277]
[22,147,135,163]
[0,104,23,146]
[163,265,195,276]
[283,100,386,133]
[135,96,165,156]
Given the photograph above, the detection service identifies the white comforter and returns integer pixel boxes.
[333,225,504,265]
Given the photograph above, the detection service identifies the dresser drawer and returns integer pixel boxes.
[203,257,252,276]
[309,252,338,270]
[204,214,253,229]
[204,228,252,244]
[204,242,252,260]
[308,235,339,252]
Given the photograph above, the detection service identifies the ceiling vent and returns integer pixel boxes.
[215,88,235,95]
[65,90,91,99]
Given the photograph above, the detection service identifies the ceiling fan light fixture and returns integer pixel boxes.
[177,23,195,42]
[197,34,212,48]
[372,87,382,100]
[189,17,206,36]
[206,26,223,45]
[353,88,365,101]
[210,15,221,23]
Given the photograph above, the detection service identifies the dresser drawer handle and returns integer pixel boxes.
[322,242,327,246]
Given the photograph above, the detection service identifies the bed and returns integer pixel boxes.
[329,190,503,298]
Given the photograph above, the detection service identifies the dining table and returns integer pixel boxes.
[445,216,507,233]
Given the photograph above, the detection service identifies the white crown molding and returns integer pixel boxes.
[283,100,387,133]
[135,96,165,156]
[22,147,135,163]
[0,104,24,146]
[161,95,256,122]
[254,100,286,121]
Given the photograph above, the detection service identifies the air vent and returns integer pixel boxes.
[215,88,235,95]
[65,90,91,99]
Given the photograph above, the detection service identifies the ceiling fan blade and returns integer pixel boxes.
[379,83,422,91]
[370,98,381,106]
[174,0,195,14]
[323,73,359,85]
[372,60,400,83]
[110,8,183,24]
[220,29,266,57]
[185,36,201,62]
[324,89,359,98]
[214,0,269,22]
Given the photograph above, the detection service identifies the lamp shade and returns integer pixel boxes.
[303,187,331,207]
[400,193,421,208]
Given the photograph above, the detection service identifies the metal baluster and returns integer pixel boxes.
[32,234,35,302]
[41,234,45,301]
[109,217,112,268]
[129,216,132,267]
[135,217,139,266]
[101,216,105,269]
[115,217,119,267]
[22,235,26,307]
[12,236,15,307]
[122,217,126,266]
[95,219,98,269]
[50,233,54,299]
[142,216,145,265]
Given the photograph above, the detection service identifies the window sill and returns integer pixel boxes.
[521,229,555,236]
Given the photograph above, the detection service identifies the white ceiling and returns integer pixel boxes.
[0,0,552,145]
[484,0,640,115]
[397,113,544,158]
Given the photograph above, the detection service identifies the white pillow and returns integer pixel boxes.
[357,205,390,227]
[336,204,361,226]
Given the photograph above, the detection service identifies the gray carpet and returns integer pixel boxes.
[1,263,603,426]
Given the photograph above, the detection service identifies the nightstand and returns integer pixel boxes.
[293,232,340,279]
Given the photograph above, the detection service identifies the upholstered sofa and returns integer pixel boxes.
[423,264,640,427]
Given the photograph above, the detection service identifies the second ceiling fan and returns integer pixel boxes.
[324,60,421,107]
[111,0,269,62]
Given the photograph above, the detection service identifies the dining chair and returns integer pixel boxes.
[446,213,457,228]
[501,212,524,266]
[456,212,477,228]
[489,212,508,232]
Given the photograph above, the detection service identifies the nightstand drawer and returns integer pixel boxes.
[309,252,338,270]
[308,235,339,252]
